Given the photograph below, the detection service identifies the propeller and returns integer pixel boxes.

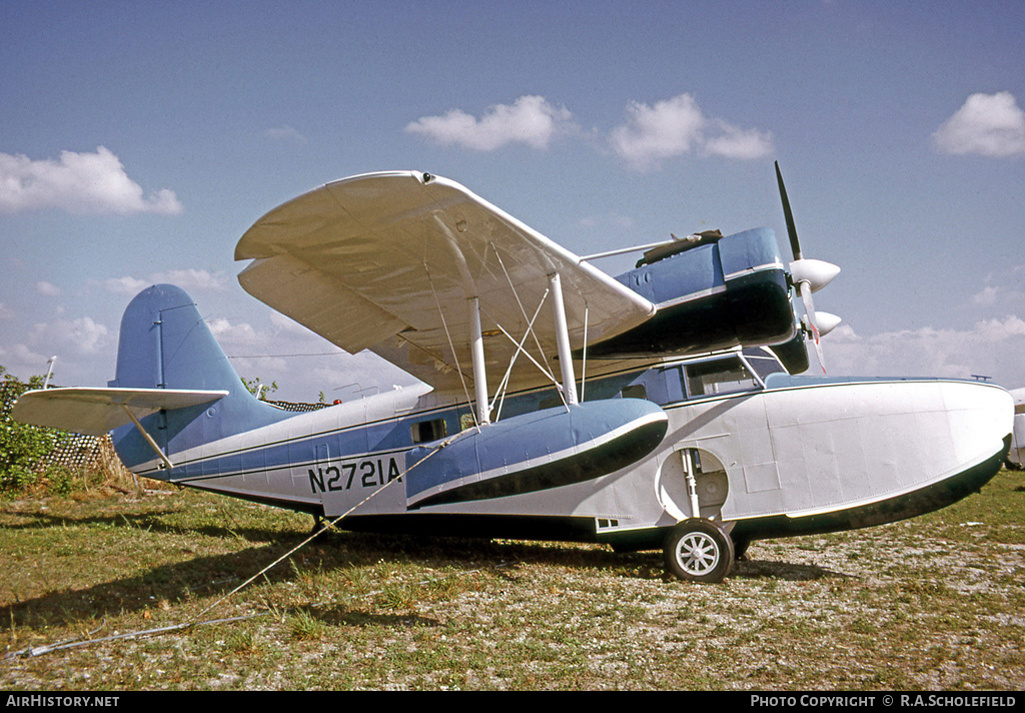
[774,161,841,373]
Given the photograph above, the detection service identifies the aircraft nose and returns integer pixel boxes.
[941,381,1014,467]
[759,377,1013,532]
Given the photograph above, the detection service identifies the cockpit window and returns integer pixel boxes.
[741,347,787,383]
[685,357,761,397]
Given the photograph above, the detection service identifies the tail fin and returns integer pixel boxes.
[108,284,290,475]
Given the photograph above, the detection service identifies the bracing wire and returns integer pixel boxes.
[5,436,456,660]
[424,262,480,431]
[492,248,557,382]
[485,287,552,420]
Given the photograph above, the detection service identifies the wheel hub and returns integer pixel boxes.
[678,532,719,574]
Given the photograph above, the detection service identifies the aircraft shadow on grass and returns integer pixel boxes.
[3,512,844,635]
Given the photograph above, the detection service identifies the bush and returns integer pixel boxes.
[0,364,68,493]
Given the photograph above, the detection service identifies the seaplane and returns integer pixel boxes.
[13,165,1014,583]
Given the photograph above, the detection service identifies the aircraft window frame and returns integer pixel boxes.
[684,355,763,398]
[739,349,787,387]
[411,417,448,444]
[621,384,647,400]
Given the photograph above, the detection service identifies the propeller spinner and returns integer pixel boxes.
[774,162,841,372]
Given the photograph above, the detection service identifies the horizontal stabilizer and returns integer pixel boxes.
[13,387,229,436]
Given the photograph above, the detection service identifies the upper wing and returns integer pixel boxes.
[12,387,228,436]
[235,171,655,394]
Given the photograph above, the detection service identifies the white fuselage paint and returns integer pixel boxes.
[1008,387,1025,468]
[133,360,1013,539]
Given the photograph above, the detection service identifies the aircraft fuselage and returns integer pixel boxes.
[119,350,1012,552]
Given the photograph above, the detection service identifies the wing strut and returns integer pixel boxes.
[549,272,578,406]
[469,296,490,425]
[467,270,578,424]
[119,404,175,470]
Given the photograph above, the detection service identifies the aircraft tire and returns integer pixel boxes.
[732,536,751,561]
[663,518,734,583]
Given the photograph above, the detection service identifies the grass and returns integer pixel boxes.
[1,469,1024,690]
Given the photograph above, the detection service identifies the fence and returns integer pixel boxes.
[2,378,326,476]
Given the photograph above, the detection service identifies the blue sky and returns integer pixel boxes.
[2,1,1024,401]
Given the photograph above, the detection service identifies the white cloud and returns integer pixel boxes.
[150,269,229,291]
[704,120,776,160]
[609,94,773,170]
[35,281,60,297]
[968,268,1025,310]
[265,125,308,145]
[0,343,51,373]
[405,93,772,169]
[933,92,1025,157]
[95,269,228,295]
[207,317,267,348]
[0,146,184,215]
[28,316,109,356]
[98,276,151,295]
[609,95,706,169]
[975,314,1025,339]
[825,315,1025,386]
[972,285,1000,306]
[405,95,575,151]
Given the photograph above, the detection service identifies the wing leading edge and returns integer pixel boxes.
[235,171,655,394]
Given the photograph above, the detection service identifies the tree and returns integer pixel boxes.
[240,376,278,400]
[0,364,67,492]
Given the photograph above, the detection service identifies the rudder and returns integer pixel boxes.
[109,284,290,474]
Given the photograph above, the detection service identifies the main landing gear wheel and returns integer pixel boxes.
[663,518,734,583]
[732,535,751,561]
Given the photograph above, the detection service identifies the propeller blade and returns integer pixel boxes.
[799,281,827,374]
[775,161,802,261]
[776,161,840,374]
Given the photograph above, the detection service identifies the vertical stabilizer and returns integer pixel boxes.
[109,284,290,473]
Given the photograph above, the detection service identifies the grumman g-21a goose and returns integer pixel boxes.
[14,168,1013,583]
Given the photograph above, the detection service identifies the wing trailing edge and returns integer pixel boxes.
[12,387,229,437]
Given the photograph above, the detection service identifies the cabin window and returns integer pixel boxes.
[411,418,448,444]
[538,396,564,410]
[621,384,647,400]
[685,357,761,398]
